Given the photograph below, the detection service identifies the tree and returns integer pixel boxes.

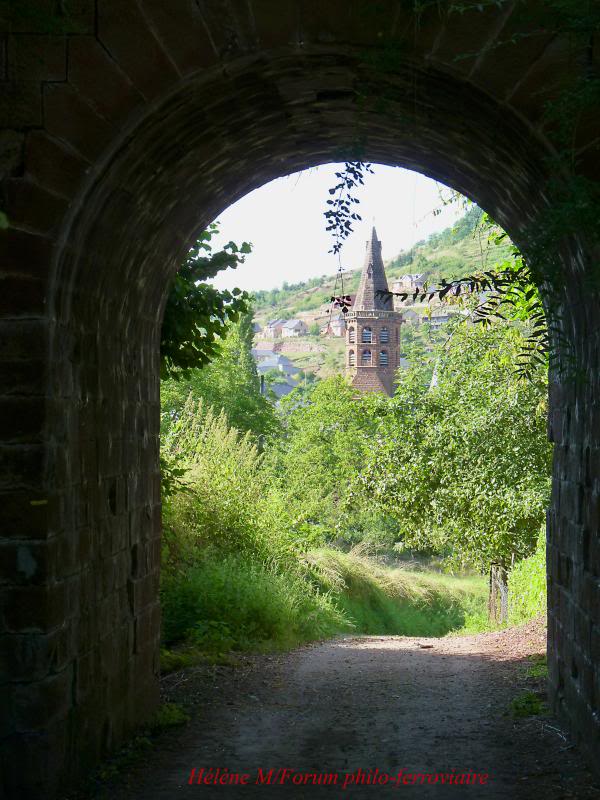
[268,376,384,543]
[360,321,552,615]
[161,309,277,441]
[160,224,252,379]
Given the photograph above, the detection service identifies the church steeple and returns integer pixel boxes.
[345,225,403,397]
[354,227,393,311]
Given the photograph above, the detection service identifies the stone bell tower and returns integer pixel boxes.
[345,227,402,396]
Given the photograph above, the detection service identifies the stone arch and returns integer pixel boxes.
[348,349,356,367]
[1,3,599,796]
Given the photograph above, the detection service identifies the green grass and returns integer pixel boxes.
[305,548,488,637]
[510,690,547,717]
[149,703,190,731]
[159,646,201,674]
[92,702,189,785]
[508,527,546,624]
[160,554,345,652]
[525,654,548,679]
[160,646,242,674]
[160,547,490,663]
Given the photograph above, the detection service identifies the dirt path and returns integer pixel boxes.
[92,621,599,800]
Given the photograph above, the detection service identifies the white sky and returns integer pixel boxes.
[209,163,466,293]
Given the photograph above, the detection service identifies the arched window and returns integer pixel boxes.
[362,349,372,365]
[362,326,372,344]
[380,350,388,366]
[380,326,389,343]
[348,350,355,367]
[348,326,355,343]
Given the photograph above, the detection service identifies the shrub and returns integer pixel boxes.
[303,547,488,637]
[160,554,344,649]
[510,691,546,717]
[508,527,546,624]
[161,400,271,566]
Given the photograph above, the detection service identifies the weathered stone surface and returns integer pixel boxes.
[0,2,599,798]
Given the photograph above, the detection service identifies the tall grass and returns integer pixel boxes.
[160,395,489,660]
[161,546,489,653]
[508,527,546,624]
[304,547,488,637]
[161,554,344,650]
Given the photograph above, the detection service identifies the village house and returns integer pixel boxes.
[281,319,308,337]
[423,311,457,328]
[255,354,298,377]
[251,352,300,400]
[391,273,426,307]
[264,319,286,338]
[320,313,346,337]
[251,348,276,362]
[268,377,299,399]
[395,273,425,291]
[401,309,420,324]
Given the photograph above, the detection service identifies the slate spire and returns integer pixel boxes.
[354,227,392,310]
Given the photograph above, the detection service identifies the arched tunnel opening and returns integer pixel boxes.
[1,5,599,795]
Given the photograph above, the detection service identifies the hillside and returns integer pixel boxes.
[252,207,511,324]
[252,208,514,379]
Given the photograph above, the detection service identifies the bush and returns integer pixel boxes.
[162,400,272,565]
[508,527,546,624]
[160,547,489,654]
[158,365,490,659]
[160,554,344,649]
[303,547,488,637]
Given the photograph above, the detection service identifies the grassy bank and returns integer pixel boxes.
[160,547,489,664]
[304,548,488,637]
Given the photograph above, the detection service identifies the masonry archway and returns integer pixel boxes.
[2,4,598,796]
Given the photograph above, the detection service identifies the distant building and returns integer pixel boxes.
[345,227,403,397]
[391,274,426,309]
[251,348,276,362]
[252,351,299,401]
[281,319,308,337]
[422,312,461,328]
[402,309,420,324]
[255,354,298,377]
[264,319,286,338]
[395,273,425,291]
[268,379,299,399]
[320,313,346,337]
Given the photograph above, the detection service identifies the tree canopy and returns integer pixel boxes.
[359,321,552,570]
[160,224,252,380]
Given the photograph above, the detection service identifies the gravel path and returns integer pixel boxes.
[87,620,600,800]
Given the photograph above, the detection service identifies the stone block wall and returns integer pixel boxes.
[547,366,600,764]
[0,2,599,796]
